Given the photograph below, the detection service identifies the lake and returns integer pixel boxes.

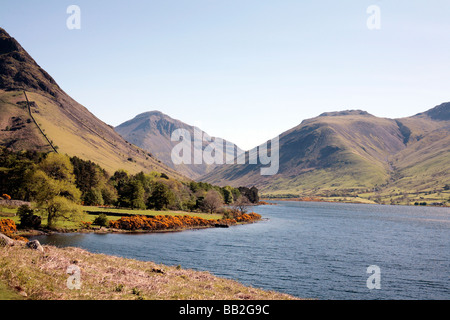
[31,201,450,300]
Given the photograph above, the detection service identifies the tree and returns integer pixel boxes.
[39,153,76,182]
[148,182,175,210]
[45,196,82,228]
[101,183,118,205]
[0,147,39,201]
[17,205,41,229]
[201,189,223,214]
[29,154,82,228]
[238,186,259,203]
[233,195,251,214]
[83,187,104,206]
[109,169,130,202]
[129,180,146,209]
[71,156,117,206]
[221,186,235,204]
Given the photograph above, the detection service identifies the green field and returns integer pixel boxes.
[0,205,224,231]
[83,206,223,220]
[263,189,450,207]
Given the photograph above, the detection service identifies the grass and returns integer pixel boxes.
[1,90,186,179]
[0,205,226,233]
[83,206,223,220]
[263,189,450,207]
[0,243,299,300]
[0,280,25,300]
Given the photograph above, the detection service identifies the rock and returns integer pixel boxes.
[152,268,165,274]
[26,239,44,252]
[214,223,229,228]
[0,232,14,246]
[15,286,28,297]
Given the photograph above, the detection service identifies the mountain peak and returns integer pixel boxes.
[0,28,185,179]
[0,28,59,96]
[0,28,23,55]
[318,110,371,117]
[415,102,450,121]
[136,110,170,119]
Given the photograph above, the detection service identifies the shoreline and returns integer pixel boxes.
[262,197,450,207]
[0,236,299,300]
[19,218,265,238]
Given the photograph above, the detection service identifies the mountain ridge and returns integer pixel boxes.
[1,27,448,201]
[115,110,243,179]
[0,27,186,180]
[200,103,450,198]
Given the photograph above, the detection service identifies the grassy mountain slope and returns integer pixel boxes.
[0,28,185,179]
[115,111,242,179]
[388,103,450,192]
[201,107,450,198]
[0,90,49,151]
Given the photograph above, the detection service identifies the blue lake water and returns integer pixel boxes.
[31,201,450,300]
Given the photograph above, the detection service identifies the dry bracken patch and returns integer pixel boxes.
[0,244,299,300]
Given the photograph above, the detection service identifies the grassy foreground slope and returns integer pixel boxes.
[0,243,297,300]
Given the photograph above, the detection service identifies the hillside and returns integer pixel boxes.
[115,111,242,179]
[0,242,297,300]
[387,103,450,192]
[200,106,450,199]
[0,28,185,180]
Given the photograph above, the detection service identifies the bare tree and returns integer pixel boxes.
[232,195,251,214]
[201,190,223,214]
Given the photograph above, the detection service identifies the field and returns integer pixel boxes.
[83,206,223,220]
[0,205,224,232]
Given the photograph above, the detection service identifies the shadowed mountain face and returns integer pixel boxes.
[115,111,243,179]
[200,106,450,195]
[0,28,185,179]
[415,102,450,121]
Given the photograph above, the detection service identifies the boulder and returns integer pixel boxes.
[0,232,14,246]
[26,239,44,252]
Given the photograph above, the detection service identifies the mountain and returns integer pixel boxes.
[115,111,243,179]
[0,28,185,180]
[200,105,450,197]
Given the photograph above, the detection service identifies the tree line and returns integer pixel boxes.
[0,147,259,227]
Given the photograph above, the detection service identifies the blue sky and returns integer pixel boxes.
[1,0,450,150]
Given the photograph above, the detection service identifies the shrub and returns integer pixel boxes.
[108,213,262,231]
[0,218,28,242]
[80,221,92,228]
[18,205,42,229]
[93,213,109,227]
[0,218,17,237]
[1,194,11,200]
[114,284,124,292]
